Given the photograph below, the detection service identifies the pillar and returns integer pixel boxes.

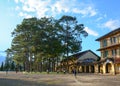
[103,64,106,74]
[94,64,99,73]
[112,63,116,75]
[89,66,91,73]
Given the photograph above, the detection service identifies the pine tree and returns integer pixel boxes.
[0,62,4,71]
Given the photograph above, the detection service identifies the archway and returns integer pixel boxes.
[82,66,84,72]
[106,63,112,73]
[98,65,100,73]
[86,66,89,73]
[91,65,94,73]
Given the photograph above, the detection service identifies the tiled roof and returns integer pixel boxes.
[94,57,120,64]
[61,50,100,62]
[96,27,120,41]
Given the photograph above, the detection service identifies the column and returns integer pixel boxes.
[94,64,99,73]
[103,64,106,74]
[89,66,91,73]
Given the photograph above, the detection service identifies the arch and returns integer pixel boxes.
[86,66,89,73]
[91,65,94,73]
[106,63,112,73]
[103,59,115,74]
[98,65,100,73]
[82,66,84,72]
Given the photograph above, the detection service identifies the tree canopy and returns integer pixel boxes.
[9,15,88,72]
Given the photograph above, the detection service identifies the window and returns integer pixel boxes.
[113,37,116,43]
[110,37,113,44]
[103,50,108,58]
[102,39,107,47]
[110,37,116,44]
[118,35,120,43]
[112,49,117,56]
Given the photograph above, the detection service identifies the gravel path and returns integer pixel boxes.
[0,72,120,86]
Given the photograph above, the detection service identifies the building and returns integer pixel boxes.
[59,50,100,73]
[96,28,120,74]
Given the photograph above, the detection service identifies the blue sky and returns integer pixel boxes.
[0,0,120,61]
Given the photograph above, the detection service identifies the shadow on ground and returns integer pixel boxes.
[0,78,56,86]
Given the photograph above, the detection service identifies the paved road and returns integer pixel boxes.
[0,72,120,86]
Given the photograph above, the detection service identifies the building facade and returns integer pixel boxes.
[59,50,100,73]
[96,28,120,74]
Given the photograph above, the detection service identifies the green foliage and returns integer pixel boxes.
[10,61,15,71]
[0,62,4,71]
[10,15,88,72]
[58,15,88,55]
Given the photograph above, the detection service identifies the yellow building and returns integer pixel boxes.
[59,50,100,73]
[96,28,120,74]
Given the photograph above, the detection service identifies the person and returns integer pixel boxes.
[15,67,18,73]
[6,68,8,75]
[63,69,66,74]
[46,69,49,74]
[73,68,77,77]
[57,69,59,74]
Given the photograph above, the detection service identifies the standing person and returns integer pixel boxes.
[15,67,18,73]
[6,68,8,75]
[73,68,77,77]
[63,69,66,74]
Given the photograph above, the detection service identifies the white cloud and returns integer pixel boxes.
[84,27,99,36]
[14,0,97,18]
[96,17,103,21]
[18,12,32,18]
[103,20,120,30]
[15,6,20,11]
[14,0,19,3]
[22,5,35,12]
[72,6,97,17]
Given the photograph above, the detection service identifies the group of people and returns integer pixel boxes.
[62,68,77,77]
[6,67,19,75]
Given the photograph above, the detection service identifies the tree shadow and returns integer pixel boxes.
[0,78,52,86]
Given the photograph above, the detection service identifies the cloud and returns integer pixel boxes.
[14,0,97,18]
[96,17,103,21]
[14,0,19,3]
[103,20,120,30]
[84,27,99,36]
[72,6,97,17]
[15,6,20,11]
[18,12,32,18]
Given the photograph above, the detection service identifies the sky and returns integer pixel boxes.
[0,0,120,62]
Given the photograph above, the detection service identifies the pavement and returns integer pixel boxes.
[0,71,120,86]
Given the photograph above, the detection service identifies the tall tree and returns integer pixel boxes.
[11,17,40,71]
[10,16,88,72]
[4,49,11,71]
[0,62,4,71]
[57,15,88,71]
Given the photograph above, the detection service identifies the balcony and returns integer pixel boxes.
[98,43,120,51]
